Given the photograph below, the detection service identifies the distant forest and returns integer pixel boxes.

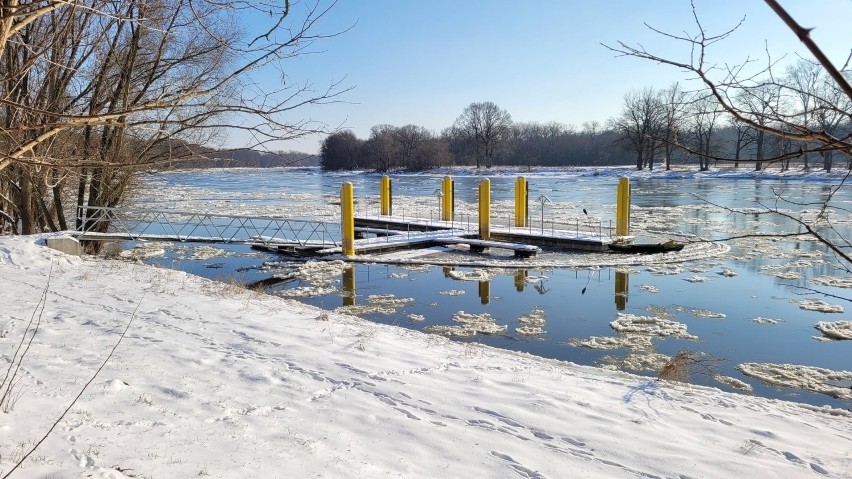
[320,66,852,173]
[165,149,320,169]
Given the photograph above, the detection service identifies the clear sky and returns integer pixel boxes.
[237,0,851,154]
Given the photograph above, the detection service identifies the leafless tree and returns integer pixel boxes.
[0,0,348,235]
[451,101,512,169]
[658,83,689,170]
[603,0,852,269]
[687,94,723,171]
[611,87,665,170]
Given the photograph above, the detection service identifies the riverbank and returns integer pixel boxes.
[1,235,851,478]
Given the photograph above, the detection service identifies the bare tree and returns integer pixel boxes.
[611,87,665,170]
[603,0,852,269]
[0,1,347,235]
[687,94,722,171]
[452,101,512,169]
[658,83,689,170]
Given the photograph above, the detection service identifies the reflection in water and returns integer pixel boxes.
[514,270,528,292]
[478,281,490,304]
[615,271,629,311]
[342,266,356,306]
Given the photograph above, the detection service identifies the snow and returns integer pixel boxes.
[2,235,852,478]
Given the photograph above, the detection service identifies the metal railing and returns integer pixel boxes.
[75,207,342,247]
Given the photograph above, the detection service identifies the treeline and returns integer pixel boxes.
[322,58,851,172]
[166,149,319,169]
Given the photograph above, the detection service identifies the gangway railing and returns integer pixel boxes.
[75,207,342,247]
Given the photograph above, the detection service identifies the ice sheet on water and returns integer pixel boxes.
[799,299,845,314]
[568,334,653,350]
[516,306,546,336]
[737,363,852,399]
[814,321,852,340]
[425,311,507,337]
[751,317,784,325]
[810,275,852,289]
[714,375,754,393]
[639,285,660,293]
[120,242,167,260]
[610,313,698,340]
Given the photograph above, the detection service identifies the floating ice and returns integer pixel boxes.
[439,290,465,296]
[799,299,845,314]
[714,375,753,393]
[737,363,852,399]
[601,352,671,372]
[408,314,425,322]
[610,313,697,340]
[447,269,497,281]
[683,276,711,283]
[335,294,414,316]
[689,308,726,319]
[814,321,852,340]
[810,276,852,289]
[639,285,660,293]
[646,265,683,276]
[120,242,167,260]
[516,306,546,336]
[568,334,652,350]
[425,311,507,337]
[751,317,784,325]
[770,271,803,280]
[717,268,738,277]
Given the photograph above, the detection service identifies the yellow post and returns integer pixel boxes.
[514,176,527,227]
[616,177,631,237]
[380,175,391,216]
[441,176,453,221]
[341,182,355,256]
[479,179,490,240]
[478,280,491,305]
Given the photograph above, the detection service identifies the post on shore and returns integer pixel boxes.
[380,175,392,216]
[479,179,490,240]
[341,182,355,256]
[616,177,631,237]
[514,176,528,227]
[441,176,454,221]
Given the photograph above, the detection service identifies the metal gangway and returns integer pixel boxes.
[75,207,342,248]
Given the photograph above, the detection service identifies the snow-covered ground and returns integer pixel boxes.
[2,235,852,478]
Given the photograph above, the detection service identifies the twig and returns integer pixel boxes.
[2,295,144,479]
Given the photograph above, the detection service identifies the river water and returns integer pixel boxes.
[128,167,852,409]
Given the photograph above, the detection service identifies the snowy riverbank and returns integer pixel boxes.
[2,235,851,478]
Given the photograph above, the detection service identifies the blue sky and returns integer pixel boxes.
[239,0,851,154]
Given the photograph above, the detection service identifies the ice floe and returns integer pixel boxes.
[610,313,698,340]
[683,275,711,283]
[737,363,852,399]
[119,241,168,260]
[810,275,852,289]
[716,268,738,277]
[639,285,660,293]
[751,317,784,325]
[714,375,754,393]
[799,299,845,314]
[568,335,653,350]
[515,306,547,336]
[814,321,852,340]
[425,311,507,337]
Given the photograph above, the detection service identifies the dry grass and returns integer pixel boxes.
[658,350,720,383]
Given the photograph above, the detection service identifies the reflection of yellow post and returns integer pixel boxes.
[343,266,356,306]
[442,266,454,277]
[514,269,528,292]
[616,177,631,237]
[615,271,629,310]
[479,179,490,240]
[514,177,527,227]
[478,280,490,304]
[441,176,454,221]
[380,176,392,216]
[341,182,355,256]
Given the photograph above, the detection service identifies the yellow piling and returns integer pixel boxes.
[514,269,528,292]
[514,176,528,227]
[441,176,454,221]
[341,182,355,256]
[380,175,392,216]
[478,280,491,305]
[479,179,491,240]
[616,177,631,237]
